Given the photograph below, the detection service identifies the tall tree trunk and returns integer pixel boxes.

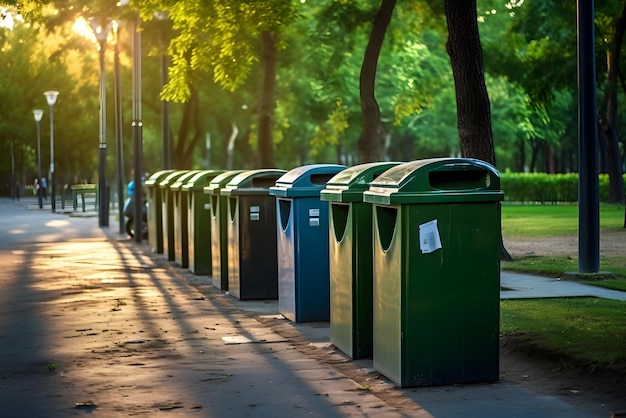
[445,0,495,166]
[174,87,202,168]
[357,0,396,163]
[445,0,511,261]
[599,5,626,203]
[258,31,277,168]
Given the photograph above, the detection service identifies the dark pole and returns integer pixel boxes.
[114,26,125,234]
[97,43,109,227]
[34,110,43,208]
[577,0,600,273]
[132,14,144,243]
[47,96,56,213]
[161,53,171,169]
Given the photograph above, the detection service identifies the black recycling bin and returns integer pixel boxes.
[221,169,286,300]
[203,170,244,291]
[269,164,346,323]
[320,161,401,359]
[363,158,503,387]
[183,170,224,275]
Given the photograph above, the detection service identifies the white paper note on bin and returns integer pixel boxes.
[419,219,442,254]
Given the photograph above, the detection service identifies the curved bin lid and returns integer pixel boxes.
[145,170,175,188]
[181,170,225,192]
[203,170,246,196]
[221,169,287,197]
[363,158,503,205]
[269,164,347,198]
[170,170,202,191]
[158,170,189,189]
[320,162,402,203]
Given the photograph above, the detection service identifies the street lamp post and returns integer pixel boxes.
[33,109,44,208]
[44,90,59,213]
[90,17,113,228]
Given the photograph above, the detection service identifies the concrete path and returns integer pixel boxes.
[0,197,624,418]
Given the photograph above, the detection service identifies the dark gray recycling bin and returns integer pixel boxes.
[183,170,224,275]
[221,169,286,300]
[203,170,244,291]
[145,170,175,253]
[320,161,401,359]
[363,158,504,387]
[159,170,189,261]
[269,164,346,323]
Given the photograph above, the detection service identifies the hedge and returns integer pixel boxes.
[499,173,626,203]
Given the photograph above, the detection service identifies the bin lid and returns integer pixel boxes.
[320,162,402,203]
[181,170,225,192]
[170,170,202,191]
[221,169,287,197]
[203,170,245,195]
[269,164,347,198]
[363,158,503,205]
[158,170,189,189]
[145,170,176,188]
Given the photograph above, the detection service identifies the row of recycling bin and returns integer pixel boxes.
[144,158,504,388]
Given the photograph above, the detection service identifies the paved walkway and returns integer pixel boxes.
[0,197,624,417]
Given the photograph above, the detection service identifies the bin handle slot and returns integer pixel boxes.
[210,195,218,217]
[229,197,237,222]
[278,199,291,231]
[252,177,278,188]
[429,167,489,190]
[331,203,349,243]
[375,206,397,252]
[310,173,336,185]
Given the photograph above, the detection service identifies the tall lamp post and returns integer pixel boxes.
[33,109,44,208]
[44,90,59,213]
[119,0,143,243]
[90,17,113,227]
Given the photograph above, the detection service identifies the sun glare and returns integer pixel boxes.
[72,16,98,43]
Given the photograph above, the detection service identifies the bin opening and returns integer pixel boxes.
[331,203,349,243]
[376,206,397,252]
[429,168,488,190]
[278,199,291,231]
[229,197,237,222]
[252,177,278,188]
[211,195,218,217]
[310,173,336,185]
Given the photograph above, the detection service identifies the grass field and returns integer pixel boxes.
[499,203,626,374]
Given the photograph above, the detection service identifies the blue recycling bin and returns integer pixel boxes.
[221,169,287,300]
[203,170,244,290]
[269,164,346,323]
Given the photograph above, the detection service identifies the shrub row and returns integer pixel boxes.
[499,173,626,203]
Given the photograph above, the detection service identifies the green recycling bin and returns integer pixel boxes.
[183,169,224,275]
[145,170,175,253]
[320,161,401,359]
[203,170,244,291]
[269,164,347,323]
[172,170,202,268]
[221,169,287,300]
[363,158,503,388]
[159,170,189,261]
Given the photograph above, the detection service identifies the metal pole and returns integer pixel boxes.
[132,14,144,243]
[161,53,171,169]
[577,0,600,273]
[98,45,109,227]
[49,104,55,213]
[36,119,42,208]
[114,27,125,234]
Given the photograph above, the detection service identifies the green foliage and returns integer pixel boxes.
[500,173,626,203]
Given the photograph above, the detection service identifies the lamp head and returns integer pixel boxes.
[44,90,59,106]
[33,109,44,122]
[89,17,113,44]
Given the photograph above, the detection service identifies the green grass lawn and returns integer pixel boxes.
[500,203,626,374]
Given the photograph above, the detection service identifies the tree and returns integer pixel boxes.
[357,0,396,163]
[444,0,495,165]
